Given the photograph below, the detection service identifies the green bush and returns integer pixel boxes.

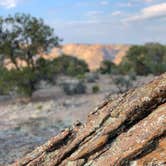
[119,43,166,75]
[51,55,89,77]
[0,68,38,96]
[92,85,100,93]
[0,65,55,97]
[62,81,86,95]
[76,74,86,81]
[86,72,99,83]
[128,72,137,81]
[0,67,12,95]
[112,76,133,93]
[100,60,119,74]
[36,58,55,83]
[0,55,89,97]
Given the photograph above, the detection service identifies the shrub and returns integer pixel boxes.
[74,81,86,94]
[76,74,86,81]
[0,65,55,97]
[6,68,38,96]
[36,58,56,83]
[0,55,89,97]
[119,43,166,75]
[51,55,89,77]
[86,72,99,83]
[92,85,100,93]
[37,105,43,110]
[62,80,86,95]
[112,76,133,93]
[100,60,119,74]
[128,72,137,81]
[0,67,12,95]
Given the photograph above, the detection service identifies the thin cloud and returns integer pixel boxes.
[143,0,154,2]
[118,2,133,7]
[100,1,109,6]
[130,0,154,4]
[112,11,122,16]
[125,3,166,22]
[118,0,154,8]
[86,11,103,17]
[0,0,19,9]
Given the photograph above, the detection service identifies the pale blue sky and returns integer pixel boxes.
[0,0,166,44]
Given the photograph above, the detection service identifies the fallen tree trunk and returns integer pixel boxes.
[12,73,166,166]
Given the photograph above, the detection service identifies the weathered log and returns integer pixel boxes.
[12,73,166,166]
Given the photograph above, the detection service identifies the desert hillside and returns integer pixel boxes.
[44,44,130,70]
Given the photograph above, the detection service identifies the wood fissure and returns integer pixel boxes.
[12,73,166,166]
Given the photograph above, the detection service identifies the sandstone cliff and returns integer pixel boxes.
[12,73,166,166]
[44,44,130,70]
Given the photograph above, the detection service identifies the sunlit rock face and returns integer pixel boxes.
[12,73,166,166]
[45,44,130,70]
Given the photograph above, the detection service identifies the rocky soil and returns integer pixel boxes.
[0,74,155,165]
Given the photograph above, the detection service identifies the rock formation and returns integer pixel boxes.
[12,73,166,166]
[44,44,130,70]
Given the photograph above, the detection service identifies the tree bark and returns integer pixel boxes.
[10,50,20,71]
[12,73,166,166]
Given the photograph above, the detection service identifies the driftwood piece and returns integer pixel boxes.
[12,73,166,166]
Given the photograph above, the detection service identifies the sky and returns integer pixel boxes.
[0,0,166,44]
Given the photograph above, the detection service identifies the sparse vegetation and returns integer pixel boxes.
[92,85,100,93]
[37,105,43,110]
[86,72,99,83]
[62,80,86,95]
[0,67,12,95]
[99,60,119,74]
[111,76,133,93]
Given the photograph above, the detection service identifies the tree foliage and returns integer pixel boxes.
[120,43,166,75]
[0,13,61,96]
[50,55,89,77]
[99,60,119,74]
[0,13,60,70]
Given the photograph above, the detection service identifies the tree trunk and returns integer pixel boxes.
[12,73,166,166]
[10,51,20,71]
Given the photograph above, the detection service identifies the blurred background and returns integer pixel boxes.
[0,0,166,165]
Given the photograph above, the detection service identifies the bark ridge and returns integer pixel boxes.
[12,73,166,166]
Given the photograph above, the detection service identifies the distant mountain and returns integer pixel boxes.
[45,44,130,70]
